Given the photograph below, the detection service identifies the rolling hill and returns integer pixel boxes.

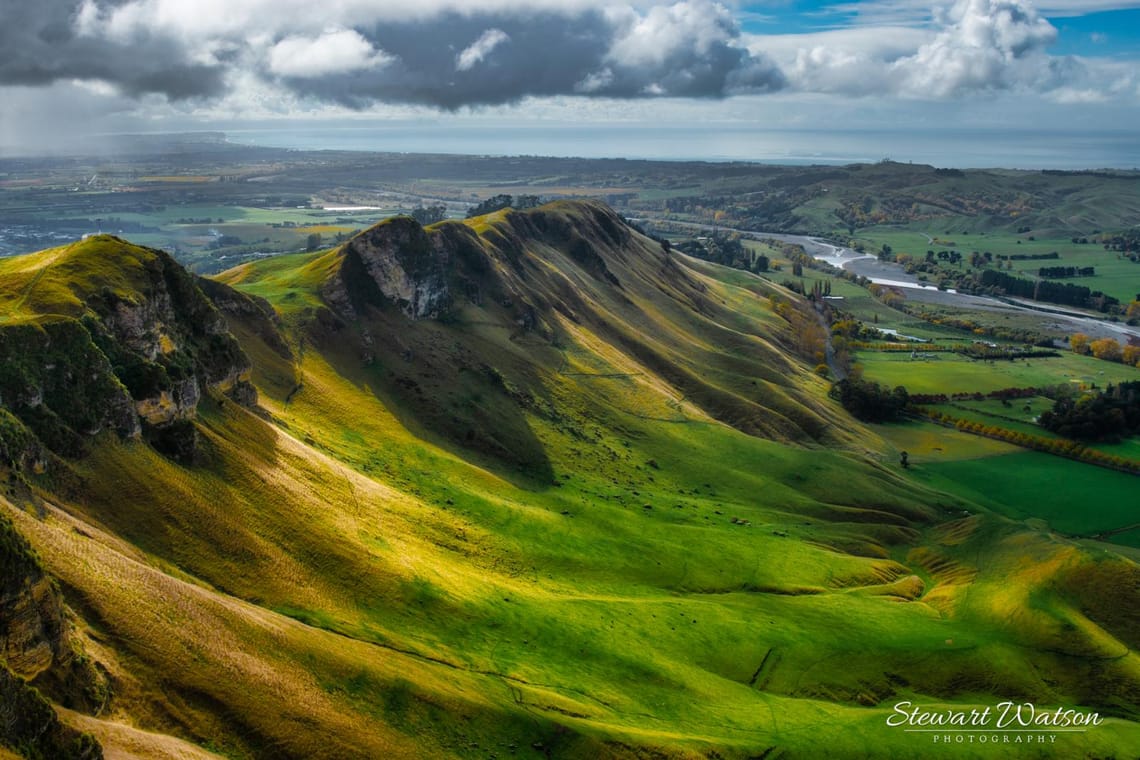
[1,201,1139,758]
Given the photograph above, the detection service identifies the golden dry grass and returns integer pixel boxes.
[59,708,227,760]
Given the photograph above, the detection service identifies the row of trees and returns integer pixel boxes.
[867,238,1133,316]
[1069,334,1140,366]
[675,235,753,270]
[978,269,1120,312]
[914,407,1140,473]
[996,252,1059,261]
[908,387,1044,405]
[411,205,447,225]
[465,194,542,218]
[1101,231,1140,254]
[673,234,823,277]
[1038,266,1095,278]
[953,344,1058,361]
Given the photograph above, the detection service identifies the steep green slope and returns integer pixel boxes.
[0,203,1138,758]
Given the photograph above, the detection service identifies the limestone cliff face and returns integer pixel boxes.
[3,515,63,675]
[327,217,455,319]
[323,203,632,327]
[133,377,201,427]
[0,238,260,460]
[84,246,256,426]
[198,277,293,362]
[0,320,141,455]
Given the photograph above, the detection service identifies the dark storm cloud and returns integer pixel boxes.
[272,9,785,109]
[0,0,225,99]
[0,0,782,108]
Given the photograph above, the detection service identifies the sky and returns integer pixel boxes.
[1,0,1139,167]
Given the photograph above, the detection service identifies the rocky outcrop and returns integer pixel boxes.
[324,203,635,326]
[326,216,511,321]
[134,377,201,427]
[1,571,63,679]
[84,245,257,416]
[0,320,141,456]
[0,665,102,759]
[0,237,260,462]
[0,511,108,719]
[328,217,454,319]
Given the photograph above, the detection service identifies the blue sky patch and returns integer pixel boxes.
[1048,9,1140,57]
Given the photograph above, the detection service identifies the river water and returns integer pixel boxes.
[775,233,1140,344]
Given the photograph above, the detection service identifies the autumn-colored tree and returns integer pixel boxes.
[831,320,861,338]
[1089,338,1122,362]
[1123,344,1140,367]
[1070,333,1091,355]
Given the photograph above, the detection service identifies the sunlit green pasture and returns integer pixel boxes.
[859,350,1139,395]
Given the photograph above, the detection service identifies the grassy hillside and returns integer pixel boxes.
[651,161,1140,239]
[1,203,1139,758]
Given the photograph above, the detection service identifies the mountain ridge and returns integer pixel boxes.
[0,200,1137,758]
[309,201,851,456]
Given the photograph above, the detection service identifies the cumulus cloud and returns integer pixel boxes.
[815,0,1140,27]
[599,1,785,96]
[897,0,1059,96]
[758,27,927,96]
[267,29,392,78]
[0,0,782,108]
[1,0,1133,115]
[758,0,1102,99]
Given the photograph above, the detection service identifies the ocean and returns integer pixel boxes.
[221,124,1140,170]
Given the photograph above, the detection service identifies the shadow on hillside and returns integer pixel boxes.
[310,308,556,491]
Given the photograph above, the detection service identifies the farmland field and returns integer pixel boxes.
[855,225,1140,304]
[912,448,1139,537]
[859,350,1140,395]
